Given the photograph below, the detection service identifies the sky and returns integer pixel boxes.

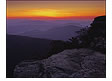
[7,0,105,20]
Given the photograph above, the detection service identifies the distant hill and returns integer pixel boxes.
[7,19,90,34]
[6,34,53,77]
[7,19,90,40]
[20,25,81,40]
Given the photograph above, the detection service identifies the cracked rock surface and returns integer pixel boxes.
[14,48,106,78]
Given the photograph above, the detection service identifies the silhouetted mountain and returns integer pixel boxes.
[20,25,81,40]
[6,34,53,77]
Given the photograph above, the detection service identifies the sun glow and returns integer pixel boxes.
[31,9,60,17]
[21,9,76,17]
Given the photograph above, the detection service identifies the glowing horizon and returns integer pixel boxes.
[7,1,105,20]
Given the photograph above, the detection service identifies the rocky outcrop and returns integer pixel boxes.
[14,48,106,78]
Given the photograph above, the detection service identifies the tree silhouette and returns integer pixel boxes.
[69,16,106,53]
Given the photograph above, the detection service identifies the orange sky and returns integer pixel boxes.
[7,1,105,20]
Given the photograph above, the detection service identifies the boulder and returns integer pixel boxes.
[14,48,106,78]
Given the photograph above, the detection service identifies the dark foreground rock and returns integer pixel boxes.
[14,49,106,78]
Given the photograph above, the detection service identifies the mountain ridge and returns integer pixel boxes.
[19,25,81,40]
